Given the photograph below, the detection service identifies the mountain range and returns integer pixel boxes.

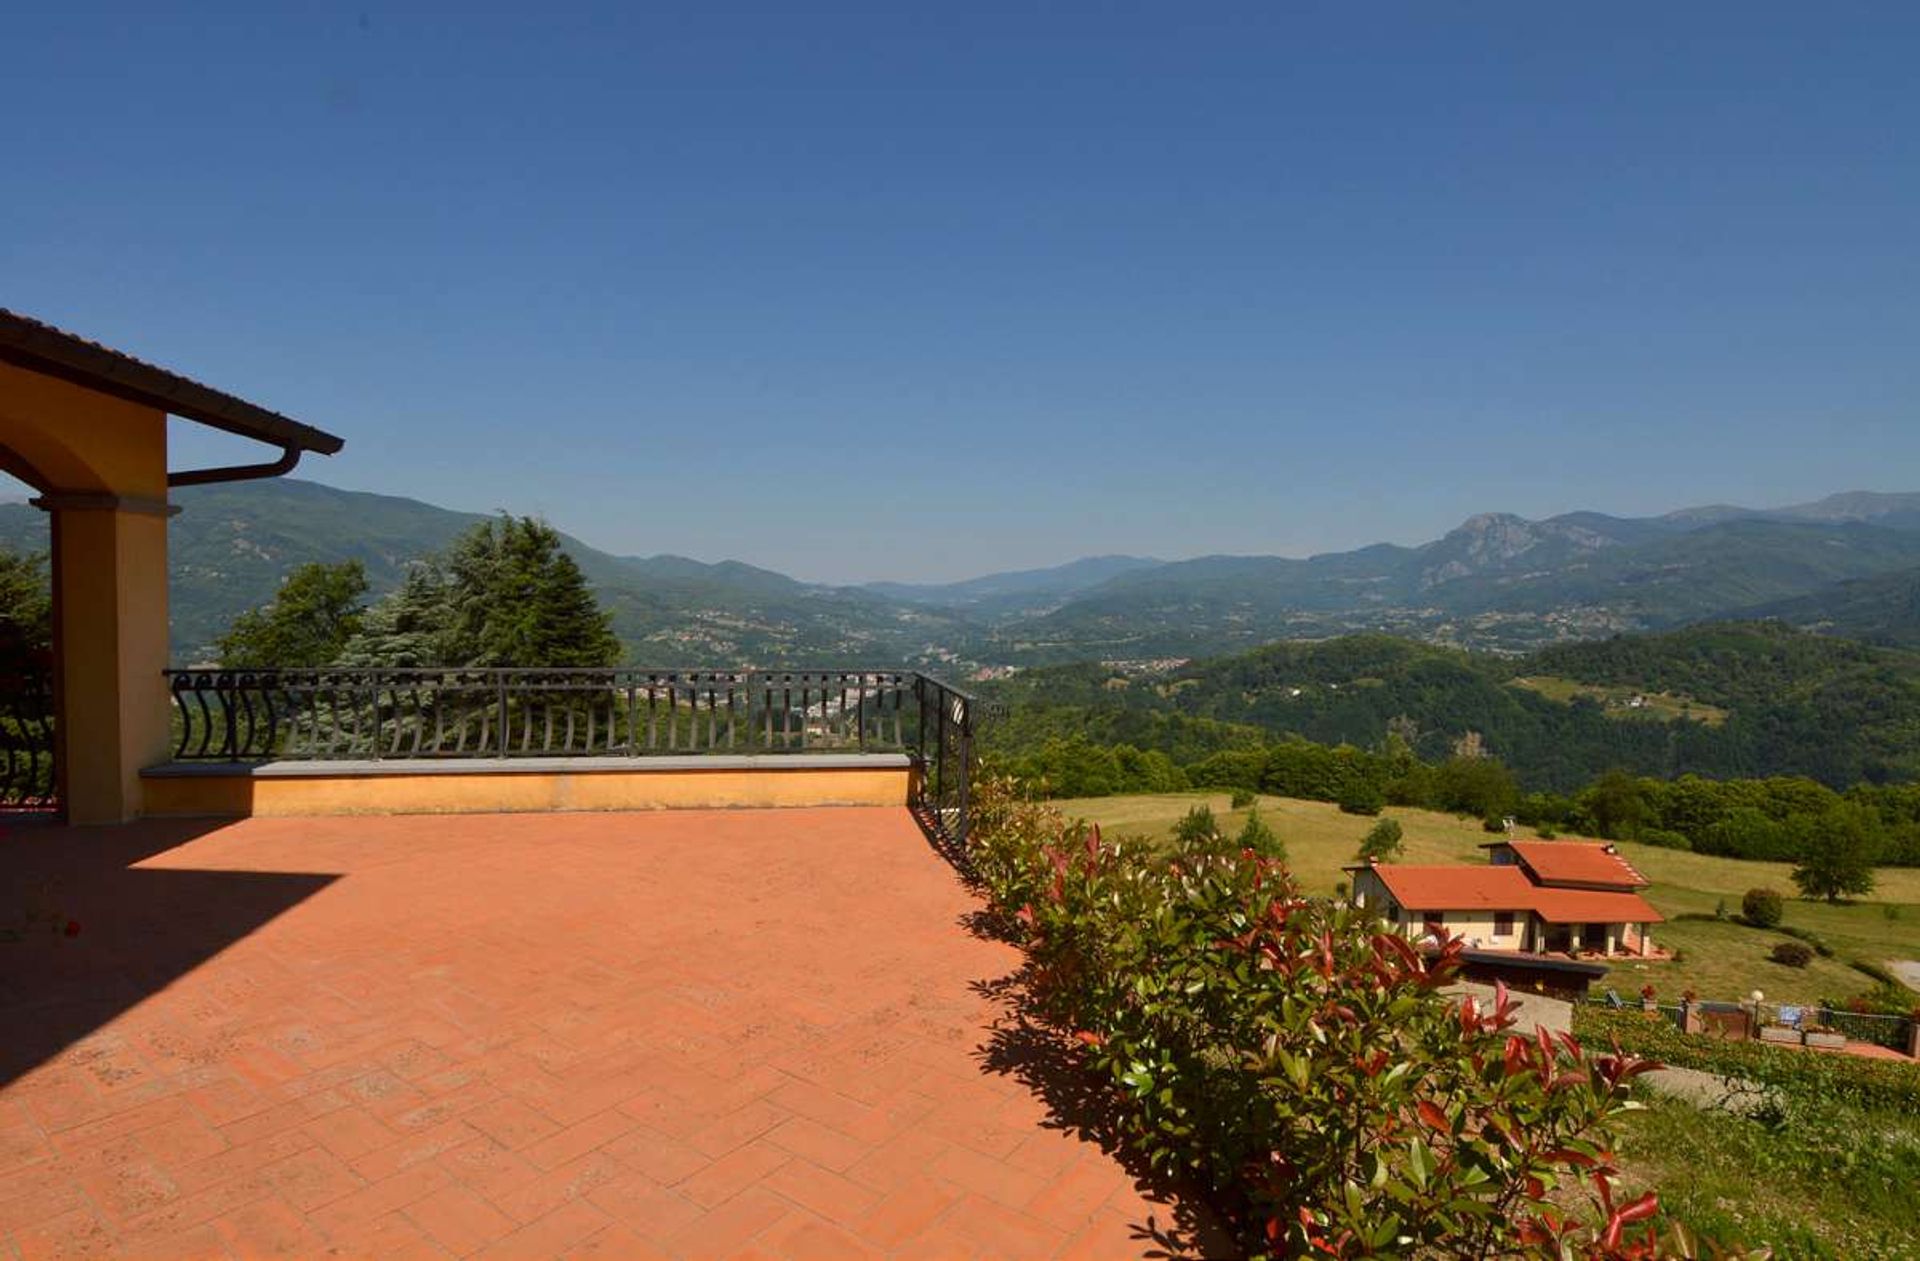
[3,481,1920,664]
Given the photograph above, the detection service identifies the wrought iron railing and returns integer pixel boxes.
[163,667,978,843]
[0,668,57,810]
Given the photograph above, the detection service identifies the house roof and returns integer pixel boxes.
[1360,864,1539,911]
[1356,863,1664,926]
[1497,840,1650,890]
[1527,887,1664,925]
[0,308,343,456]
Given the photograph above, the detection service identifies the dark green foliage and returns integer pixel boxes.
[0,546,51,665]
[1741,888,1784,929]
[1580,769,1650,840]
[443,517,621,667]
[981,621,1920,797]
[1336,778,1383,816]
[1235,806,1283,860]
[1775,925,1832,957]
[1481,814,1509,834]
[344,516,620,668]
[1356,817,1403,863]
[1770,941,1814,968]
[216,561,368,667]
[1228,787,1255,809]
[1577,1005,1920,1114]
[1430,756,1518,818]
[1638,827,1692,851]
[1791,801,1882,902]
[1001,736,1188,798]
[1172,804,1219,846]
[1851,959,1897,987]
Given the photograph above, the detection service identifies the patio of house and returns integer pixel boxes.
[0,806,1212,1259]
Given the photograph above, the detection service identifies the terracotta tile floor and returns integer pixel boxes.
[0,809,1203,1259]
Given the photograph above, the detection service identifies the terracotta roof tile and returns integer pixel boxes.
[1502,840,1649,889]
[1528,887,1663,925]
[1358,863,1663,926]
[1364,865,1538,911]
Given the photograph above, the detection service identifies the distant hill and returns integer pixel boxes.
[982,497,1920,657]
[0,479,967,665]
[982,623,1920,791]
[6,480,1920,666]
[864,555,1161,616]
[1740,565,1920,648]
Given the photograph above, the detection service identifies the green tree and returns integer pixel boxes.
[345,516,621,668]
[1336,778,1384,816]
[1173,803,1220,846]
[338,566,453,668]
[1578,768,1649,840]
[1357,816,1404,863]
[216,561,369,667]
[0,547,52,664]
[1791,802,1882,903]
[1236,806,1284,860]
[443,516,621,667]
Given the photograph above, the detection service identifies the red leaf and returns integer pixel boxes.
[1615,1191,1659,1225]
[1416,1100,1449,1131]
[1073,1030,1103,1047]
[63,920,81,938]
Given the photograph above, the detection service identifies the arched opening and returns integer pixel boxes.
[0,459,56,812]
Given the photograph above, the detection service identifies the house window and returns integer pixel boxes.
[1493,912,1515,938]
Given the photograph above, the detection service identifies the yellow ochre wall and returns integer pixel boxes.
[143,766,913,818]
[0,361,172,824]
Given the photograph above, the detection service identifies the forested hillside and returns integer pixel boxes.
[981,624,1920,791]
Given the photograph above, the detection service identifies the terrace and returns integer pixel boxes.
[0,314,1216,1257]
[0,809,1212,1259]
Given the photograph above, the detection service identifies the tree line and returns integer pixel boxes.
[999,729,1918,889]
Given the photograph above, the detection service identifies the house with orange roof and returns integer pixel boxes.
[1346,839,1663,958]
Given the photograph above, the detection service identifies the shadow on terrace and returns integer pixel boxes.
[0,815,338,1089]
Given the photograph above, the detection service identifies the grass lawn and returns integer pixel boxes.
[1054,790,1920,1006]
[1616,1089,1920,1261]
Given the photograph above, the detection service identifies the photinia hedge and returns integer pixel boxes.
[966,771,1771,1259]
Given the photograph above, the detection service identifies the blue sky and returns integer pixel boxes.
[4,3,1917,582]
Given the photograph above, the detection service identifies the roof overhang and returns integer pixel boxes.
[0,309,344,463]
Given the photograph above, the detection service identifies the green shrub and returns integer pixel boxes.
[1481,813,1510,834]
[1235,806,1284,861]
[1535,823,1558,839]
[968,771,1723,1257]
[1770,941,1814,968]
[1741,887,1784,929]
[1173,803,1220,846]
[1229,787,1256,809]
[1639,827,1692,851]
[1850,959,1898,987]
[1356,816,1404,863]
[1775,924,1833,957]
[1335,779,1384,816]
[1574,1006,1920,1113]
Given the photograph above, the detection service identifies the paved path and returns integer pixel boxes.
[1,809,1204,1259]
